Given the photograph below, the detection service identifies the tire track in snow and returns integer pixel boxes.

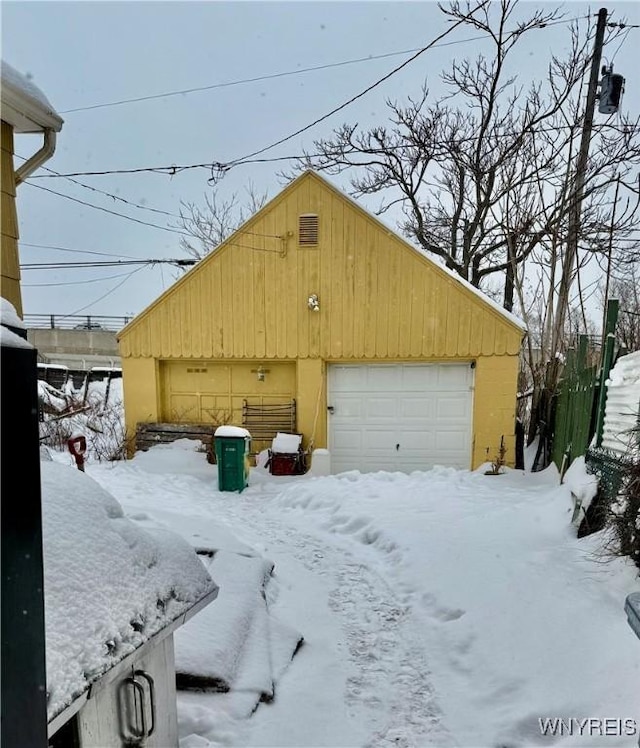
[223,496,452,748]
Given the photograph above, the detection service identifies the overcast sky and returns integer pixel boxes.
[3,0,639,322]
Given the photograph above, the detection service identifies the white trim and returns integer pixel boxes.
[1,61,63,133]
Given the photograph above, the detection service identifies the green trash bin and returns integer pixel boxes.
[214,426,251,492]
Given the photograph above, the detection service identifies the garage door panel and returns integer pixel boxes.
[366,398,397,419]
[406,432,436,450]
[331,366,365,391]
[363,430,397,450]
[437,397,470,419]
[402,366,438,389]
[367,366,402,390]
[332,429,363,451]
[328,363,473,473]
[399,397,434,419]
[437,365,472,389]
[332,396,364,418]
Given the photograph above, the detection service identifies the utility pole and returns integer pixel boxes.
[552,7,608,354]
[532,9,608,472]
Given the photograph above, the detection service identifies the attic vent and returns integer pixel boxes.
[186,367,208,374]
[299,214,319,246]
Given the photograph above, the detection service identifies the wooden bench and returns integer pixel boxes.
[242,399,297,452]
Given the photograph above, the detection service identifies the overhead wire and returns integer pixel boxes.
[23,182,189,236]
[26,122,640,181]
[65,265,149,317]
[20,241,140,259]
[25,15,605,183]
[58,15,587,115]
[21,259,196,270]
[14,155,183,219]
[23,270,144,287]
[215,11,585,175]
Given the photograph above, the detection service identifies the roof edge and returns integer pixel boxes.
[304,170,527,333]
[120,169,526,339]
[1,61,64,132]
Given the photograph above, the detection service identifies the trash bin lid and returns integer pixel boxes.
[214,425,251,438]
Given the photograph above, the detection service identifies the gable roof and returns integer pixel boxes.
[119,170,525,342]
[306,170,526,332]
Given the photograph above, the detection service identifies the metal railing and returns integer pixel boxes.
[23,314,132,331]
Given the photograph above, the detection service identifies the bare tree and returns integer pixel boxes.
[175,182,268,260]
[286,0,640,464]
[600,261,640,353]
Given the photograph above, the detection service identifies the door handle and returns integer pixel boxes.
[120,668,156,742]
[396,443,400,451]
[327,406,335,414]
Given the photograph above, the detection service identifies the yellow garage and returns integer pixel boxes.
[119,170,524,471]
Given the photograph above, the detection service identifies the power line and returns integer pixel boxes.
[217,6,541,173]
[23,181,189,236]
[21,258,196,270]
[23,270,142,287]
[26,121,640,181]
[26,17,604,183]
[20,241,140,259]
[65,265,149,317]
[58,17,585,115]
[15,155,182,219]
[59,41,482,114]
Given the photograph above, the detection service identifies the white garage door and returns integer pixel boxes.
[328,363,474,474]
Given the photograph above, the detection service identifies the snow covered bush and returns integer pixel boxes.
[38,375,128,462]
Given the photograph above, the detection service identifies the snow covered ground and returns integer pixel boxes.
[53,438,640,748]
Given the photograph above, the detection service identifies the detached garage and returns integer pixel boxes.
[118,170,525,472]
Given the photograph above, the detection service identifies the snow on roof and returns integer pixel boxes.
[0,324,32,349]
[41,460,218,721]
[1,297,26,329]
[1,60,63,132]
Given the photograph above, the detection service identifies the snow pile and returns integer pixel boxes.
[41,460,217,720]
[84,442,640,748]
[175,552,303,717]
[563,455,599,513]
[0,297,31,348]
[0,297,26,329]
[602,351,640,455]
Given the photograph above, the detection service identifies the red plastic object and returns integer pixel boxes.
[268,451,305,476]
[67,435,87,472]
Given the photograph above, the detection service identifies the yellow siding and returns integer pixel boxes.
[121,357,161,443]
[296,358,326,450]
[120,171,524,467]
[119,172,523,362]
[472,355,520,468]
[1,121,22,317]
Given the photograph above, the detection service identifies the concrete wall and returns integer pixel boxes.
[27,329,121,369]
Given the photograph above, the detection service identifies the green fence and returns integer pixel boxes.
[551,336,598,470]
